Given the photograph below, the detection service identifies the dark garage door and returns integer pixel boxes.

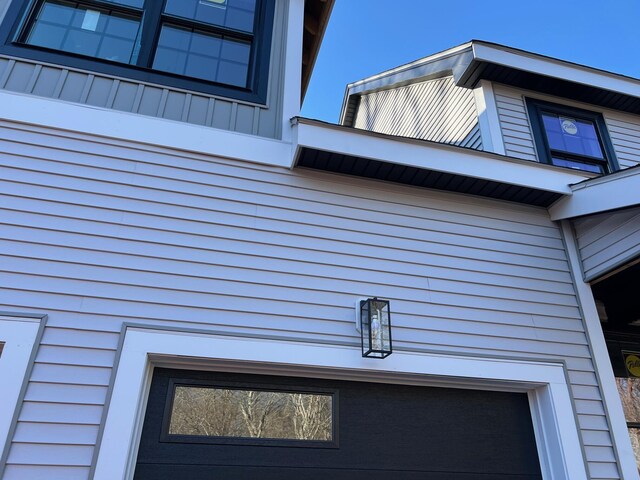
[135,368,542,480]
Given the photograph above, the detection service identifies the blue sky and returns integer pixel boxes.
[301,0,640,123]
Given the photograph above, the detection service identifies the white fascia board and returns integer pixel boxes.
[0,90,293,168]
[293,120,591,195]
[549,167,640,220]
[472,43,640,99]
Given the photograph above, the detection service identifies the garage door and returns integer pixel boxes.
[135,368,542,479]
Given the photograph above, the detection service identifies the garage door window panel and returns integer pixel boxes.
[163,379,336,446]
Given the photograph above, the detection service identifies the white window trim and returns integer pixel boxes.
[93,326,588,480]
[0,315,43,461]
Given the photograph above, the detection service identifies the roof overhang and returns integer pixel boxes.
[457,42,640,115]
[301,0,334,100]
[291,118,593,207]
[549,166,640,220]
[341,41,640,125]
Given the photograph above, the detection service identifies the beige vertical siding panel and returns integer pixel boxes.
[573,206,640,281]
[162,91,187,121]
[31,66,62,97]
[111,81,138,112]
[353,76,483,150]
[211,99,234,129]
[0,124,620,477]
[3,61,35,92]
[137,86,163,116]
[235,104,255,134]
[59,72,89,103]
[187,95,209,125]
[0,57,9,81]
[85,77,113,107]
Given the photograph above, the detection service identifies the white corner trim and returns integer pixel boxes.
[93,326,587,480]
[549,168,640,220]
[0,90,293,169]
[279,0,303,143]
[0,316,42,462]
[560,221,640,480]
[473,80,506,155]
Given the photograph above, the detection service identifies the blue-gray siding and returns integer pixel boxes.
[353,76,483,149]
[0,120,619,479]
[0,0,288,139]
[573,206,640,282]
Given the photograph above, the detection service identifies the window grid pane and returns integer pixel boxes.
[164,0,257,33]
[541,112,604,159]
[153,24,250,87]
[25,0,141,64]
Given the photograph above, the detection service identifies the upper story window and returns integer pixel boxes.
[526,98,619,174]
[0,0,275,103]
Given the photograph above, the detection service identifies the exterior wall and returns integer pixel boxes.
[0,120,621,479]
[0,0,288,139]
[493,84,640,169]
[573,206,640,282]
[353,76,483,149]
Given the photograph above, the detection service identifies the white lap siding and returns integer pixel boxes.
[0,120,619,479]
[573,206,640,282]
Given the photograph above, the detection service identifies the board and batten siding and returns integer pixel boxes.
[493,84,640,169]
[353,76,483,150]
[573,206,640,282]
[0,0,288,139]
[0,120,619,480]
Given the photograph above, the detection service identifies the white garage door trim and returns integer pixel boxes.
[92,325,588,480]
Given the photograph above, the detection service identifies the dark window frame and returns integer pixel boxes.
[0,0,275,104]
[526,98,619,174]
[160,377,340,449]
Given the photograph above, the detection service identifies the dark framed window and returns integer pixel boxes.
[0,0,275,103]
[161,377,339,448]
[526,98,619,174]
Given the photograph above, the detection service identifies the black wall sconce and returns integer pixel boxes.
[357,297,392,358]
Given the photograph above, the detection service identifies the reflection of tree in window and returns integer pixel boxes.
[616,378,640,470]
[168,386,333,441]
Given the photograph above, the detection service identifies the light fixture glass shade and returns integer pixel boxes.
[360,298,392,358]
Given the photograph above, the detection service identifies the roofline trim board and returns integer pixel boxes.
[549,167,640,220]
[293,118,591,194]
[470,43,640,97]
